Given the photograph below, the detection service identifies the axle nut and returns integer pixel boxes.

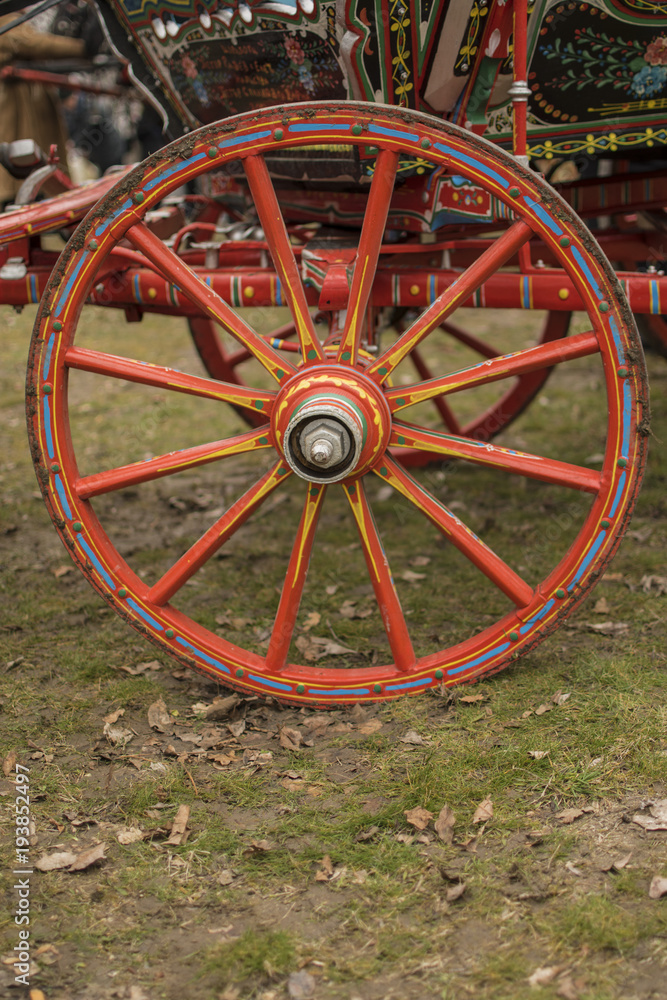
[300,419,348,469]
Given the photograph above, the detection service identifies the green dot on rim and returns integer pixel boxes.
[617,457,628,468]
[556,588,565,598]
[42,384,52,394]
[352,124,362,136]
[559,236,570,247]
[509,187,520,197]
[50,463,60,472]
[420,138,431,149]
[278,467,288,475]
[88,240,98,251]
[307,349,318,360]
[617,367,628,377]
[341,351,352,361]
[509,631,519,641]
[599,301,609,312]
[373,683,382,693]
[235,668,244,678]
[165,629,174,638]
[72,521,82,532]
[434,669,443,679]
[601,519,611,529]
[53,320,62,331]
[133,192,145,204]
[297,684,305,694]
[118,588,127,598]
[207,146,218,157]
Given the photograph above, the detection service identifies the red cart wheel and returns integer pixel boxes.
[27,104,647,704]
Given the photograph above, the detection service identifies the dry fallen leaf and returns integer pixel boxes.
[205,693,241,720]
[593,596,611,614]
[556,808,584,825]
[404,806,433,831]
[103,708,125,725]
[401,569,426,584]
[632,800,667,831]
[147,696,172,732]
[227,719,246,738]
[355,826,380,843]
[472,797,493,824]
[535,702,552,716]
[301,611,321,632]
[649,876,667,899]
[410,555,431,567]
[557,975,583,1000]
[315,854,334,881]
[295,634,357,661]
[217,869,236,886]
[528,750,549,760]
[399,729,431,746]
[565,860,583,877]
[35,851,78,872]
[585,620,629,635]
[103,722,133,746]
[287,970,316,1000]
[68,842,107,871]
[434,804,456,844]
[279,726,303,750]
[600,852,632,873]
[166,805,190,846]
[528,966,562,987]
[2,750,16,776]
[116,826,144,845]
[357,718,382,735]
[459,693,486,704]
[446,881,466,902]
[640,574,667,595]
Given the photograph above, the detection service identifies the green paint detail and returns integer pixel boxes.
[397,436,405,445]
[72,521,82,532]
[42,384,52,395]
[341,351,352,361]
[50,463,60,472]
[373,683,382,693]
[276,369,285,379]
[53,321,63,332]
[347,484,356,495]
[88,240,98,251]
[599,301,609,313]
[254,400,264,410]
[273,128,284,140]
[420,138,431,149]
[307,349,318,360]
[556,588,565,599]
[258,436,269,445]
[509,187,520,198]
[434,669,443,679]
[559,236,570,247]
[617,457,628,468]
[352,124,363,136]
[118,588,127,598]
[509,631,519,642]
[378,367,388,376]
[395,398,406,407]
[379,466,388,477]
[133,192,145,204]
[278,467,288,476]
[235,668,244,678]
[617,367,628,378]
[207,146,218,158]
[601,519,611,529]
[297,684,305,694]
[309,487,319,496]
[165,629,174,638]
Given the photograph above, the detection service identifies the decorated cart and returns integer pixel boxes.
[1,0,665,703]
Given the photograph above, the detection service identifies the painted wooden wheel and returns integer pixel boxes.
[27,104,648,704]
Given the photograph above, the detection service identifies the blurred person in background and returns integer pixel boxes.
[0,6,87,204]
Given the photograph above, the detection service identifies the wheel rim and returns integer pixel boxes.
[27,103,648,703]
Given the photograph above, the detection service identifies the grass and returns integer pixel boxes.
[1,303,666,999]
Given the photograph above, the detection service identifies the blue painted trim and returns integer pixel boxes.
[447,642,510,675]
[433,143,510,189]
[248,673,292,692]
[54,474,72,519]
[127,598,163,630]
[175,636,231,673]
[77,534,115,589]
[43,398,54,460]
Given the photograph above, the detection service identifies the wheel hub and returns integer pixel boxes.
[273,366,392,483]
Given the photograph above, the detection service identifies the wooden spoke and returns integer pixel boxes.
[440,319,500,359]
[367,219,534,382]
[65,346,275,411]
[337,149,399,364]
[345,478,416,672]
[374,457,534,608]
[390,423,602,493]
[386,330,600,412]
[126,221,296,382]
[147,462,289,606]
[265,485,327,673]
[76,427,271,499]
[244,155,325,363]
